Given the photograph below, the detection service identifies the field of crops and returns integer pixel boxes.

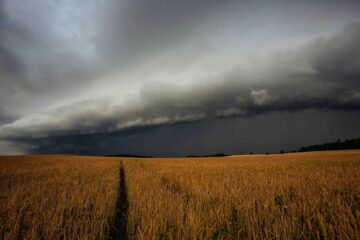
[1,150,360,239]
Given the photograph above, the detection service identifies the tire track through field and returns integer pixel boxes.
[109,162,129,240]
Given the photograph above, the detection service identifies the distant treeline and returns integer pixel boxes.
[297,138,360,152]
[186,153,228,158]
[102,138,360,158]
[105,154,153,158]
[104,153,229,158]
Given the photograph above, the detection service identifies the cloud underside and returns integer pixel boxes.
[1,23,360,141]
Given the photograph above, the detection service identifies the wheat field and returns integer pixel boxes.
[1,150,360,239]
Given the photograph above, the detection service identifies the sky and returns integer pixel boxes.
[0,0,360,156]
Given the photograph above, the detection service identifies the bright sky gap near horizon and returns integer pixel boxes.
[0,0,360,156]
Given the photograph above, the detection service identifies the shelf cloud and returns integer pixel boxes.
[1,0,360,155]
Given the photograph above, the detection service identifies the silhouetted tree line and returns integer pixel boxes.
[298,138,360,152]
[105,154,152,158]
[186,153,228,158]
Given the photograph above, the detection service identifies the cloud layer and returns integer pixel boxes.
[1,24,360,139]
[1,0,360,154]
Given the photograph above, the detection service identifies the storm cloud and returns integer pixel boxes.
[1,0,360,155]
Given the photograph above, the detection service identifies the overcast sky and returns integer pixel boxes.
[1,0,360,156]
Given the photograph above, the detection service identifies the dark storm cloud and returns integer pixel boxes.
[1,23,360,140]
[0,0,27,124]
[0,0,103,124]
[97,0,231,68]
[97,0,360,69]
[0,107,14,125]
[0,0,230,125]
[1,0,360,154]
[11,110,360,156]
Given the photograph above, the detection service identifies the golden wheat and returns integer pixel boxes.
[123,150,360,239]
[0,155,120,239]
[1,150,360,239]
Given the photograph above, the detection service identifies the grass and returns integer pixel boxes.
[0,155,120,239]
[1,150,360,239]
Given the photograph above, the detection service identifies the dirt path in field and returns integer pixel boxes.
[109,162,129,240]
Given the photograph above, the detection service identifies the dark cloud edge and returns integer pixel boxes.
[1,23,360,152]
